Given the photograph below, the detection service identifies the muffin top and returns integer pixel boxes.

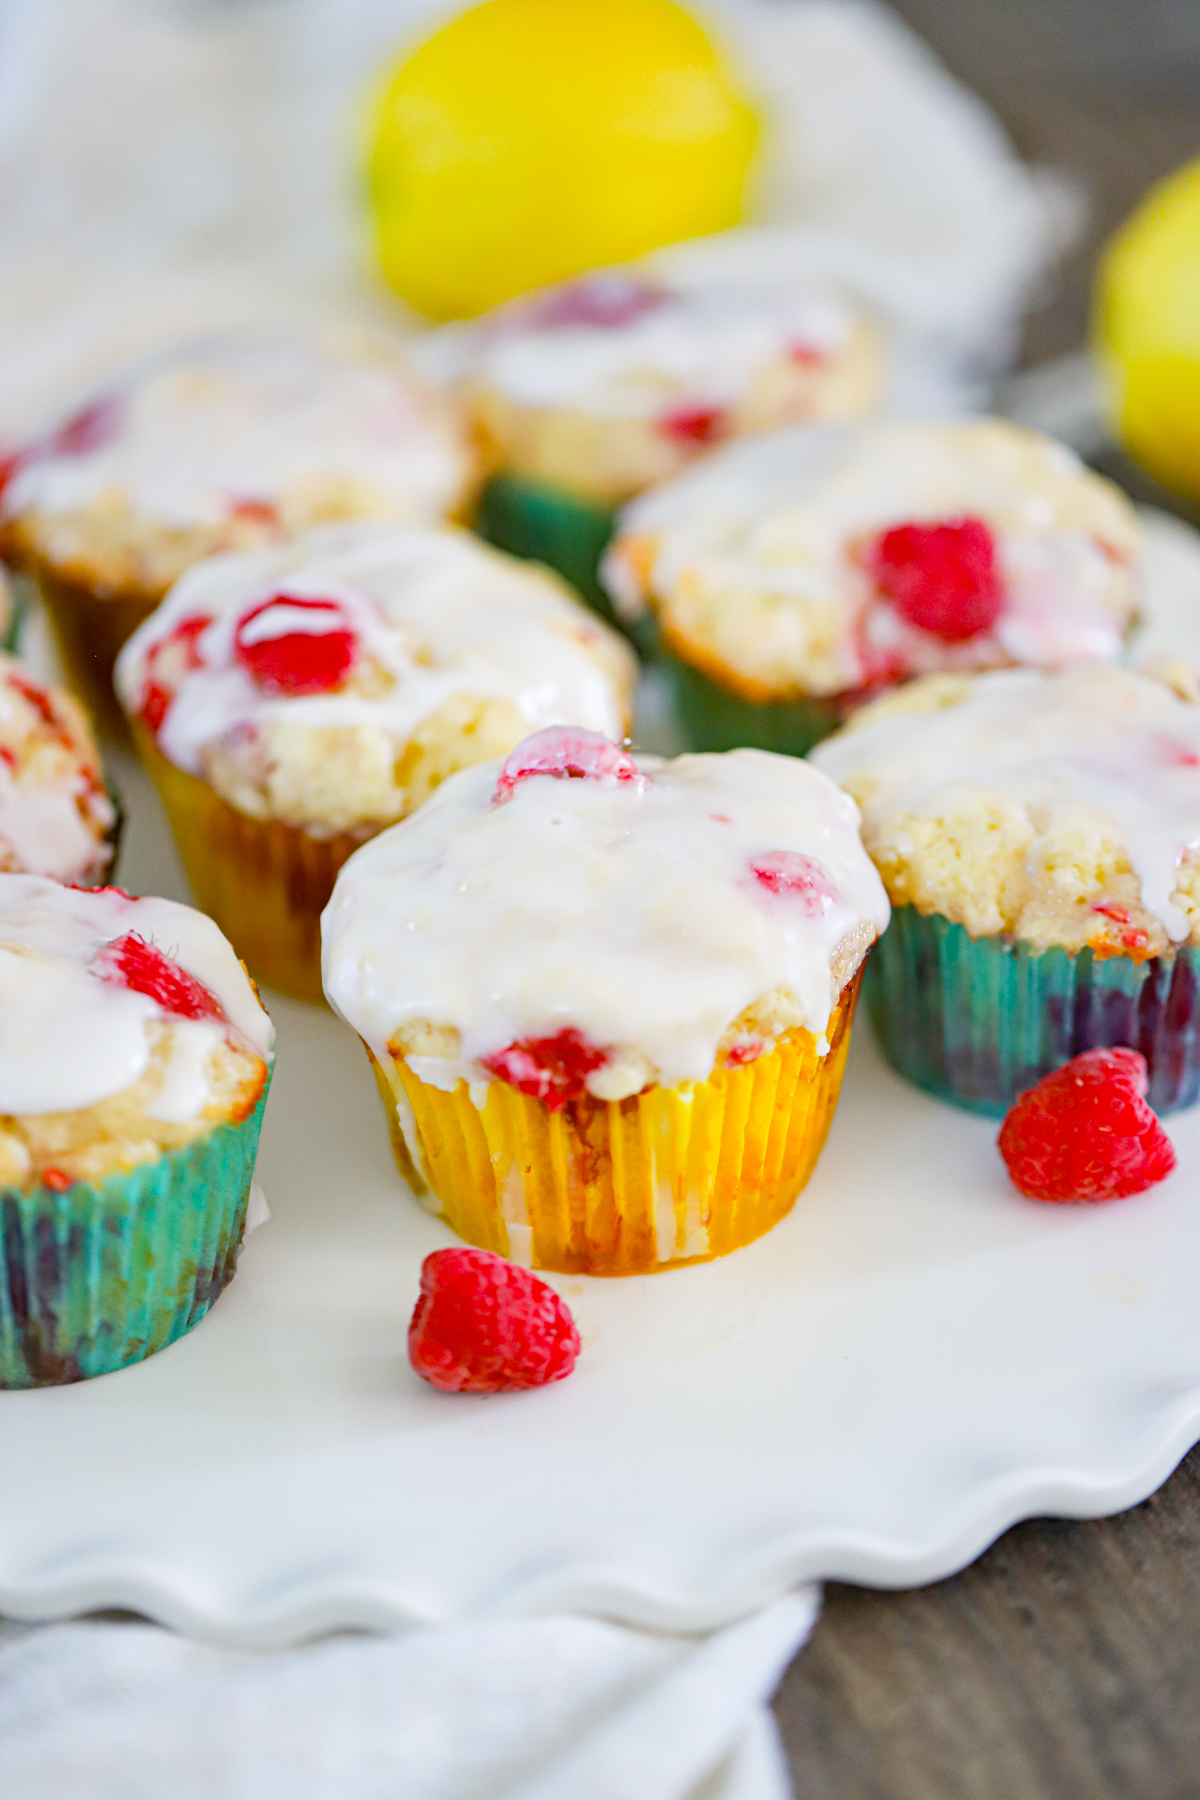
[812,663,1200,955]
[0,876,273,1188]
[322,726,890,1102]
[0,337,478,599]
[0,651,115,884]
[603,419,1140,699]
[115,523,637,838]
[418,270,876,423]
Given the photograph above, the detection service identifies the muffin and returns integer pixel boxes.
[115,522,637,1001]
[0,335,480,729]
[603,418,1141,751]
[322,725,889,1274]
[0,650,117,884]
[417,268,882,622]
[812,662,1200,1115]
[0,876,274,1387]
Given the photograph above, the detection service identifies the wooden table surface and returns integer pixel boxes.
[774,3,1200,1792]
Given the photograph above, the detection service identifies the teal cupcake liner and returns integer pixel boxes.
[1,1087,269,1388]
[659,647,851,756]
[1,572,30,654]
[866,906,1200,1117]
[476,474,625,632]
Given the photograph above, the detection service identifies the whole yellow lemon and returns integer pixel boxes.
[1094,156,1200,502]
[366,0,760,320]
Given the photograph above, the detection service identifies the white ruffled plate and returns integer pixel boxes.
[2,509,1200,1649]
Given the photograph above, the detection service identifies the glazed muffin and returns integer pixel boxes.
[0,650,117,884]
[0,876,274,1386]
[418,268,882,620]
[115,522,637,1000]
[604,418,1141,750]
[322,725,889,1274]
[0,335,479,727]
[812,662,1200,1115]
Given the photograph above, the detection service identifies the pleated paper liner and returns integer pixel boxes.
[476,474,627,634]
[657,642,854,757]
[0,1089,269,1389]
[367,972,861,1275]
[23,561,160,739]
[867,905,1200,1117]
[134,724,370,1002]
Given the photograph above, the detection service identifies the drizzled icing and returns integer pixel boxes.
[321,740,890,1098]
[1,337,470,529]
[603,419,1140,692]
[415,272,857,417]
[0,877,274,1115]
[812,664,1200,942]
[114,523,632,780]
[0,657,114,884]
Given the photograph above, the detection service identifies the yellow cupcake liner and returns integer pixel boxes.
[133,724,367,1002]
[31,564,159,738]
[367,973,861,1275]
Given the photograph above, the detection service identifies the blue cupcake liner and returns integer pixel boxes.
[866,907,1200,1117]
[1,1088,269,1388]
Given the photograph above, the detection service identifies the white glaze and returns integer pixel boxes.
[813,664,1200,942]
[416,273,854,417]
[0,876,273,1115]
[115,523,629,777]
[603,419,1139,685]
[0,762,110,883]
[2,337,467,528]
[322,744,890,1097]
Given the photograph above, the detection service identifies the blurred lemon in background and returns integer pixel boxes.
[366,0,760,320]
[1095,156,1200,503]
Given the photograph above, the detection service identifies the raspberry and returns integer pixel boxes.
[234,593,357,697]
[998,1048,1176,1203]
[49,396,122,458]
[0,448,26,505]
[408,1247,580,1393]
[869,516,1002,641]
[523,277,668,331]
[139,612,212,734]
[658,404,727,447]
[228,497,280,530]
[493,727,642,803]
[748,851,839,916]
[94,932,224,1023]
[482,1028,608,1110]
[788,341,826,366]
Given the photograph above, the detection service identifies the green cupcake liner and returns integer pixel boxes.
[476,474,624,631]
[1,572,30,654]
[866,906,1200,1117]
[1,1088,269,1388]
[659,647,850,756]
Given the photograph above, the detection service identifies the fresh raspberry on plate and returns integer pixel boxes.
[869,515,1002,641]
[234,593,357,697]
[408,1246,580,1394]
[493,727,641,803]
[482,1028,608,1110]
[748,851,839,916]
[998,1048,1176,1203]
[94,932,224,1024]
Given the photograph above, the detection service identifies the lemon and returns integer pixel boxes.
[1094,156,1200,502]
[365,0,760,320]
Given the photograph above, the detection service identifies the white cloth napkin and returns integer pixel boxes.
[0,1594,817,1800]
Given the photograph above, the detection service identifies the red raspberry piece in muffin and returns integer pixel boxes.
[139,612,213,735]
[869,516,1002,642]
[408,1246,580,1393]
[48,396,123,459]
[998,1048,1176,1202]
[523,277,669,332]
[234,593,357,697]
[748,851,839,916]
[659,404,728,447]
[95,931,224,1023]
[482,1028,608,1110]
[493,726,641,802]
